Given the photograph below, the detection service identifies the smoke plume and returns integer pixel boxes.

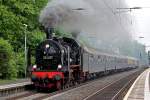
[39,0,136,56]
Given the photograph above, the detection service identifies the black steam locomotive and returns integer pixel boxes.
[31,28,138,90]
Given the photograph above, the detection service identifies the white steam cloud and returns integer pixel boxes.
[39,0,137,56]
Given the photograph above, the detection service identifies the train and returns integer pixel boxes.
[31,28,139,90]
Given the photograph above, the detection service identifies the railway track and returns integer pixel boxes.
[0,68,145,100]
[83,69,142,100]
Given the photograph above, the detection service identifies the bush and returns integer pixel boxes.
[15,52,25,78]
[0,38,17,79]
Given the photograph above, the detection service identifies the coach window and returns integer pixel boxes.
[98,55,101,61]
[98,55,100,59]
[90,54,94,58]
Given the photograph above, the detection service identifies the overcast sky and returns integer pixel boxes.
[126,0,150,51]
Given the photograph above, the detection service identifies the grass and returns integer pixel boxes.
[0,79,18,85]
[0,78,29,85]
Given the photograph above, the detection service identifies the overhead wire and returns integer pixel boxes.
[101,0,133,34]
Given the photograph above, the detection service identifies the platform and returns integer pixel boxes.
[0,78,31,89]
[124,68,150,100]
[0,81,31,90]
[0,79,31,97]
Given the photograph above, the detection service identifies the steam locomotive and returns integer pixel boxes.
[31,28,139,90]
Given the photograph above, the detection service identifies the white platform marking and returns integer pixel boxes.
[144,70,150,100]
[124,68,150,100]
[123,69,146,100]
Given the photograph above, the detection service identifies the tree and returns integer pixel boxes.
[0,0,48,51]
[0,0,71,79]
[0,0,48,78]
[0,38,17,79]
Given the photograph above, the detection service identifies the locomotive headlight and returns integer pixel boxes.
[33,65,37,69]
[32,65,37,71]
[58,64,62,69]
[45,44,50,48]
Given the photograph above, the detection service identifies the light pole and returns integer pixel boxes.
[139,36,144,39]
[116,7,142,10]
[138,36,150,66]
[115,6,142,14]
[72,8,85,11]
[138,36,144,66]
[23,24,28,77]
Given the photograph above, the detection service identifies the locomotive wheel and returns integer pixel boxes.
[56,81,61,90]
[35,86,41,92]
[64,83,69,89]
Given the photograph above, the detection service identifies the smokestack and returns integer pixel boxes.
[45,27,54,39]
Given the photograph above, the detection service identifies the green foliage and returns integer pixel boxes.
[0,0,48,51]
[15,52,25,78]
[55,28,72,37]
[27,30,45,48]
[0,0,71,79]
[0,0,48,79]
[8,59,17,79]
[0,38,17,79]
